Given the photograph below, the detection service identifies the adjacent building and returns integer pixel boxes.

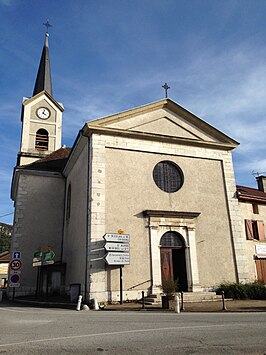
[237,179,266,284]
[0,252,10,288]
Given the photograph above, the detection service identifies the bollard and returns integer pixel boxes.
[221,291,227,311]
[82,304,90,311]
[174,295,180,313]
[76,295,82,311]
[180,291,185,311]
[142,291,145,309]
[92,298,99,310]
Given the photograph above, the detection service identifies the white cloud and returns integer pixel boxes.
[59,39,266,173]
[235,158,266,174]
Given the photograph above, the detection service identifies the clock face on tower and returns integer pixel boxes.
[37,107,50,119]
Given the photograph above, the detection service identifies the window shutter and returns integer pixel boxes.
[255,259,266,284]
[257,221,265,241]
[245,219,253,240]
[255,260,263,282]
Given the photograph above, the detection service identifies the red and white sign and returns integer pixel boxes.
[9,259,22,271]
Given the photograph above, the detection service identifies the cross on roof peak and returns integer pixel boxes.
[43,20,52,34]
[162,83,170,98]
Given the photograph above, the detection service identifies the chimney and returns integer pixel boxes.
[256,176,266,192]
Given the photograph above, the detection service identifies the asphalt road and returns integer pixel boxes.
[0,304,265,354]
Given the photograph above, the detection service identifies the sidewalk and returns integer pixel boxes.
[2,296,266,312]
[104,299,266,312]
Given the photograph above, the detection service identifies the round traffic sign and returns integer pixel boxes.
[10,259,22,271]
[10,274,20,283]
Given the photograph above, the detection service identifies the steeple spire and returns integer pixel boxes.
[33,30,52,97]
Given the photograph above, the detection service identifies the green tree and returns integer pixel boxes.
[0,222,12,254]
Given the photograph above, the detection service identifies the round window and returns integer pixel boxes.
[153,161,184,193]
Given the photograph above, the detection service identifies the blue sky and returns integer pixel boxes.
[1,0,266,224]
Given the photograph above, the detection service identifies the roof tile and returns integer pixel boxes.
[237,185,266,202]
[20,147,71,172]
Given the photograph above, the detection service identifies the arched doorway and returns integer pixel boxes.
[160,231,188,291]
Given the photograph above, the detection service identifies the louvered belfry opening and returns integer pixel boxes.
[35,128,49,151]
[160,231,185,248]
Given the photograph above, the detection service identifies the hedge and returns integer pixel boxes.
[217,282,266,300]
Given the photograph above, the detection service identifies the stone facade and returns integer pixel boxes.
[80,128,240,301]
[11,171,65,296]
[11,98,262,303]
[57,100,245,302]
[19,92,63,166]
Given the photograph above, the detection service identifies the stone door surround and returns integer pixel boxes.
[144,210,201,294]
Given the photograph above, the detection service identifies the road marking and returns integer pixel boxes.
[0,307,28,313]
[0,323,248,348]
[0,307,72,314]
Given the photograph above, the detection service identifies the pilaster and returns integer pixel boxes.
[186,227,201,292]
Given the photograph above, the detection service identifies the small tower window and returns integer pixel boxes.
[252,204,259,214]
[35,129,49,151]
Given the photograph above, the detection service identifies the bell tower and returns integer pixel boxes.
[17,28,64,166]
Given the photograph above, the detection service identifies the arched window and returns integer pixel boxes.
[160,231,185,248]
[66,184,71,221]
[35,129,49,151]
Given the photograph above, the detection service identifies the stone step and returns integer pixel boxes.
[148,294,158,299]
[144,297,158,303]
[137,293,160,305]
[140,292,222,304]
[181,292,222,303]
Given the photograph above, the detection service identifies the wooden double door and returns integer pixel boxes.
[160,247,188,291]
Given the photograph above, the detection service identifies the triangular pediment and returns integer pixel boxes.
[108,114,213,142]
[135,116,202,140]
[23,91,64,112]
[85,99,238,148]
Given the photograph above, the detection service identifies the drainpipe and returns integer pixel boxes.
[84,135,92,303]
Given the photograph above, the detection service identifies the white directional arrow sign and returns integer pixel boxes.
[105,252,130,265]
[105,242,130,252]
[103,233,129,243]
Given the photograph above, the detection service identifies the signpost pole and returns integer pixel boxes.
[35,266,40,298]
[103,232,130,305]
[46,266,49,299]
[120,265,123,305]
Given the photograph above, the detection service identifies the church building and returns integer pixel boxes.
[9,31,266,303]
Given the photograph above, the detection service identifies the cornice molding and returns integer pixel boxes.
[143,210,200,219]
[83,125,237,151]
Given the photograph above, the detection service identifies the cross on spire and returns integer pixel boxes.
[43,20,52,33]
[162,83,170,98]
